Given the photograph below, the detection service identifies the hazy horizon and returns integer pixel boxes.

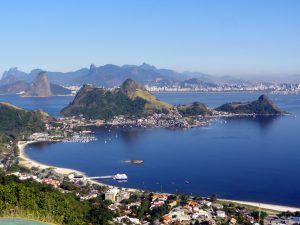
[1,0,300,77]
[2,63,299,83]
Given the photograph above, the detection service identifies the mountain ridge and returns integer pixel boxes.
[0,63,250,88]
[61,79,172,119]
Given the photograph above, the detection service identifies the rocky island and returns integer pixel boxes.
[61,79,287,128]
[215,94,287,115]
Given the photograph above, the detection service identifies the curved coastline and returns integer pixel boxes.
[17,141,300,212]
[18,141,86,177]
[17,141,128,190]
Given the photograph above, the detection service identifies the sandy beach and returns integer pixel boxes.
[18,141,86,176]
[17,141,300,212]
[220,199,300,212]
[17,141,134,190]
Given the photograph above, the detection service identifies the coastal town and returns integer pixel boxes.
[144,82,300,95]
[0,83,297,225]
[0,115,297,225]
[6,166,300,225]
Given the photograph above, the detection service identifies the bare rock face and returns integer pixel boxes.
[25,71,53,97]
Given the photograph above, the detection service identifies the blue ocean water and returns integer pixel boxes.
[1,93,300,206]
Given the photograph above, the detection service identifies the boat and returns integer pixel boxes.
[113,173,128,180]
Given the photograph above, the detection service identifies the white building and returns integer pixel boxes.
[216,210,226,218]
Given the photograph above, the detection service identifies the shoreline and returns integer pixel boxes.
[17,140,300,212]
[18,140,86,177]
[17,140,136,191]
[220,199,300,213]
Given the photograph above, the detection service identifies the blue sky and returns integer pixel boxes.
[0,0,300,77]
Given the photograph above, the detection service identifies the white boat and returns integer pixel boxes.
[113,173,128,180]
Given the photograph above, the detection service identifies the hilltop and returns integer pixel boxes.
[177,102,213,117]
[23,72,72,97]
[215,95,286,115]
[61,79,172,120]
[0,102,50,140]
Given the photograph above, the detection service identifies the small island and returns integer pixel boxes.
[123,159,144,164]
[215,94,287,115]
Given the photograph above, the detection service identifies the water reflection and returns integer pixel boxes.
[225,115,279,130]
[94,126,147,145]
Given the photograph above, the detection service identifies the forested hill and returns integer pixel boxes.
[61,79,172,120]
[0,174,115,225]
[0,102,50,140]
[215,95,286,115]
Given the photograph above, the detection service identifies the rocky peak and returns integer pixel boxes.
[258,94,270,101]
[89,64,97,72]
[139,63,156,70]
[25,71,52,97]
[120,79,143,98]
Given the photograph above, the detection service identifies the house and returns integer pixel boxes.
[105,188,120,202]
[105,188,130,203]
[114,216,141,225]
[162,214,172,224]
[80,193,97,200]
[229,218,237,225]
[43,178,60,187]
[116,191,130,203]
[168,200,178,208]
[212,203,223,209]
[216,210,226,218]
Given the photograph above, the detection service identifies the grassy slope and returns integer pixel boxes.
[135,88,172,112]
[61,80,173,119]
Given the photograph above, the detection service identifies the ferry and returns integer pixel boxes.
[113,173,128,180]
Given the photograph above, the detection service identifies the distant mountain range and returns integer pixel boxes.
[0,63,250,89]
[1,64,299,94]
[0,71,72,97]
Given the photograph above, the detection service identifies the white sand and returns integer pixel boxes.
[17,141,134,190]
[18,141,299,211]
[221,199,300,212]
[18,141,86,176]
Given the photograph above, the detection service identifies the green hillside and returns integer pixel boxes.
[215,95,286,115]
[61,79,172,120]
[0,102,50,140]
[0,174,114,225]
[177,102,212,117]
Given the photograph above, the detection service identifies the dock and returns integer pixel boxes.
[87,176,114,180]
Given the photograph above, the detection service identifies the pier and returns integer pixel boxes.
[86,173,128,180]
[87,176,114,180]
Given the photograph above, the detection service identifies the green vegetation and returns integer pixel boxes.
[177,101,212,117]
[215,95,285,115]
[61,79,172,120]
[0,102,50,140]
[0,174,115,225]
